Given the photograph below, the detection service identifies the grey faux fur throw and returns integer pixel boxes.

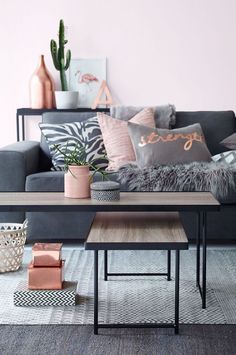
[118,162,236,199]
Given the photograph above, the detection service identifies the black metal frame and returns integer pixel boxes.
[196,211,207,308]
[104,249,171,281]
[16,107,109,141]
[94,249,180,335]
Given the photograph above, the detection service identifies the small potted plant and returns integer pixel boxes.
[54,143,107,198]
[50,19,78,109]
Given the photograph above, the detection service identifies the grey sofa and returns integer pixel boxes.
[0,110,235,243]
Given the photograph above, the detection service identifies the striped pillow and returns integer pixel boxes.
[98,108,155,171]
[39,117,107,171]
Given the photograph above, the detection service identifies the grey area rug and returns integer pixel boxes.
[0,249,235,325]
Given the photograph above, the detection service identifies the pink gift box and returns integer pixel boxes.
[28,260,65,290]
[32,243,63,267]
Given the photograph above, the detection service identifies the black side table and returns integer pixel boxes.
[16,107,110,141]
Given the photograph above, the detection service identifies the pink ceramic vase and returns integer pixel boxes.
[64,165,90,199]
[29,55,55,109]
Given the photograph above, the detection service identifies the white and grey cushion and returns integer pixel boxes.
[212,151,236,168]
[39,117,107,171]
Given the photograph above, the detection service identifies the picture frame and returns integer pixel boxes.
[69,58,107,108]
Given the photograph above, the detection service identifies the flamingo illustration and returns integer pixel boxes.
[75,70,98,90]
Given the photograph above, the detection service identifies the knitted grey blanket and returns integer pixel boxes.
[110,104,176,128]
[118,162,236,199]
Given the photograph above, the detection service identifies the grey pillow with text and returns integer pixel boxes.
[128,122,212,168]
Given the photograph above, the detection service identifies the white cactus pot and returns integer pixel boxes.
[55,91,79,109]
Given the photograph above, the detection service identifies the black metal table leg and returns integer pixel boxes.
[22,115,25,140]
[94,250,99,335]
[175,250,180,334]
[196,212,208,308]
[202,212,207,309]
[93,248,182,334]
[16,113,20,142]
[167,250,171,281]
[104,250,171,279]
[196,212,201,286]
[104,250,108,281]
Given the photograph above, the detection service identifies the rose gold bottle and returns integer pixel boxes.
[29,55,55,108]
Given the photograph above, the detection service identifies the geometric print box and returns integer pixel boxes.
[14,281,77,307]
[90,181,120,201]
[212,150,236,168]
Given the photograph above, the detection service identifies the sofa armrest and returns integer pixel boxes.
[0,141,40,191]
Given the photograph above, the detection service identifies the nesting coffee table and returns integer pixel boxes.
[0,192,220,329]
[86,211,189,334]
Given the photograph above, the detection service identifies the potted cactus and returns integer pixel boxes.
[50,19,78,109]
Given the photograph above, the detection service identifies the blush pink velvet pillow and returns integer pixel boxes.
[97,108,155,171]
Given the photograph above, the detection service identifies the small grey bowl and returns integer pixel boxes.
[90,181,120,201]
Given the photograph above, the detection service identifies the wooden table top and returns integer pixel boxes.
[0,192,220,212]
[85,212,189,250]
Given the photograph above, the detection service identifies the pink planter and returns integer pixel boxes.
[64,165,90,199]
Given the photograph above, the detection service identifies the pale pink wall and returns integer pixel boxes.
[1,0,236,146]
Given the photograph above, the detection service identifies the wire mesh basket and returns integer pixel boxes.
[0,220,27,273]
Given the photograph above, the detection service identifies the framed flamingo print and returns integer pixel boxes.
[69,58,106,107]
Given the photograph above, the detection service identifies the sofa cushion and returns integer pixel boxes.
[128,122,211,168]
[98,108,155,170]
[40,112,98,170]
[25,170,236,204]
[25,171,129,192]
[174,111,236,155]
[220,133,236,150]
[212,151,236,169]
[26,171,64,192]
[39,117,107,170]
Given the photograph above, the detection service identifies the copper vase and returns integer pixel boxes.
[29,55,55,109]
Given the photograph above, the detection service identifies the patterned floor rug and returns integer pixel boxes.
[0,248,235,324]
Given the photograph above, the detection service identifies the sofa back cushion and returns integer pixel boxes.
[174,111,236,155]
[39,110,236,170]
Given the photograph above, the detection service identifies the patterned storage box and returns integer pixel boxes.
[14,281,77,306]
[91,181,120,201]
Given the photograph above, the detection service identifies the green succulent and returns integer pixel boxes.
[53,142,108,181]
